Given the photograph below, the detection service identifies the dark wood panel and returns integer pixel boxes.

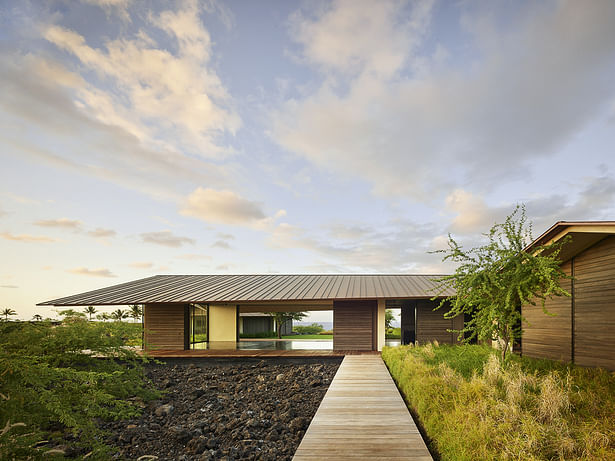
[333,300,375,351]
[416,301,462,345]
[144,304,186,350]
[574,236,615,370]
[522,260,572,362]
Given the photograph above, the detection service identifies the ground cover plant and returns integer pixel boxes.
[0,319,159,459]
[383,343,615,461]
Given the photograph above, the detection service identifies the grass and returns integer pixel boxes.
[386,327,401,339]
[382,343,615,461]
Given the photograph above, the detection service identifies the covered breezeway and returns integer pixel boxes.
[38,274,459,353]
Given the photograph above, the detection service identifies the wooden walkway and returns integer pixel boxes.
[293,355,432,461]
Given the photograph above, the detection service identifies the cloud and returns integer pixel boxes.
[211,240,232,249]
[0,232,56,243]
[273,0,615,199]
[180,187,267,225]
[217,232,235,240]
[1,285,18,289]
[88,228,117,238]
[128,261,154,269]
[81,0,131,21]
[68,267,117,277]
[34,218,83,230]
[268,220,449,273]
[140,230,195,247]
[0,53,233,201]
[43,0,240,159]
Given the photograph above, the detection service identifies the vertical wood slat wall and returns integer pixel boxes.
[415,300,463,345]
[333,300,375,350]
[522,260,573,362]
[522,235,615,371]
[144,304,186,350]
[574,236,615,370]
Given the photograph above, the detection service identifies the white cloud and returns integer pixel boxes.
[88,228,117,238]
[211,240,232,249]
[69,267,117,277]
[273,0,615,199]
[180,187,267,225]
[0,232,56,243]
[140,230,195,247]
[43,0,240,159]
[34,218,83,230]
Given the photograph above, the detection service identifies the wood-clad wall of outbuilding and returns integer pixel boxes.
[333,300,375,350]
[574,236,615,370]
[522,261,572,362]
[522,235,615,371]
[144,304,188,350]
[415,300,464,345]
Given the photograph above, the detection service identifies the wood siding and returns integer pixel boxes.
[144,304,186,350]
[574,236,615,370]
[522,260,573,362]
[416,300,463,345]
[333,300,375,350]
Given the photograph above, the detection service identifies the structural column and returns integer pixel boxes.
[208,304,238,342]
[375,299,386,351]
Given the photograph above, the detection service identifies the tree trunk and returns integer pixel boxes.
[277,320,282,339]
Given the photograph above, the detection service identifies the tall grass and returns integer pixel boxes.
[383,344,615,461]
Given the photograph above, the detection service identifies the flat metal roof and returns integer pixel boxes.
[38,274,452,306]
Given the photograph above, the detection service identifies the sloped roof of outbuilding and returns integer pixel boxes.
[38,274,452,306]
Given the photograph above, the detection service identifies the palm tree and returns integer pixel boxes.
[32,314,43,322]
[96,312,110,322]
[83,306,97,321]
[129,304,142,323]
[2,308,17,321]
[111,309,127,322]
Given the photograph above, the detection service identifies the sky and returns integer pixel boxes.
[1,0,615,322]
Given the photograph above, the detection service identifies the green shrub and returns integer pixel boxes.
[0,319,159,459]
[294,323,324,335]
[319,330,333,335]
[383,344,615,460]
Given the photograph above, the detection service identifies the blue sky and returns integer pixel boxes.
[1,0,615,321]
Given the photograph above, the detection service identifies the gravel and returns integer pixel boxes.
[100,358,341,460]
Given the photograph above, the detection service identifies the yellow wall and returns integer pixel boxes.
[208,304,237,342]
[376,299,386,351]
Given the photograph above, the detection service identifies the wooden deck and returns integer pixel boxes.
[293,355,432,461]
[142,349,380,358]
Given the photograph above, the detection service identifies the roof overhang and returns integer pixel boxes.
[524,221,615,261]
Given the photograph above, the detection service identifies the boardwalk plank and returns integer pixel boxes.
[293,355,432,461]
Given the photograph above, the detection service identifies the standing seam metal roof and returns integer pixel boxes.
[38,274,453,306]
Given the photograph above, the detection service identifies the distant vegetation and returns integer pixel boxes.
[294,323,324,335]
[383,344,615,461]
[0,318,158,459]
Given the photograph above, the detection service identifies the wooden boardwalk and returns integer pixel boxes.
[293,355,432,461]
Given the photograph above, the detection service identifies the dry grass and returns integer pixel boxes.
[383,344,615,461]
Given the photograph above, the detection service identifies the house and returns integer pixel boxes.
[38,274,459,351]
[522,221,615,370]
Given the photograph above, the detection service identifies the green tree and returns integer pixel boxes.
[111,308,127,322]
[56,309,86,322]
[129,304,143,323]
[2,308,17,321]
[96,312,110,322]
[385,309,395,332]
[433,206,571,361]
[32,314,43,322]
[266,312,307,339]
[83,305,97,321]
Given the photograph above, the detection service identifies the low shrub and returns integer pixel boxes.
[294,323,324,335]
[0,319,159,459]
[319,330,333,335]
[383,344,615,460]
